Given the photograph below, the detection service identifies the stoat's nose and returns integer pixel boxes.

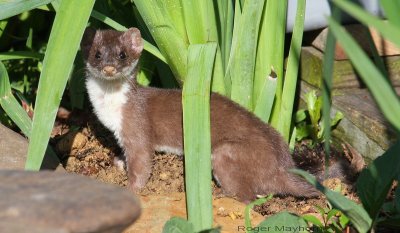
[102,66,116,76]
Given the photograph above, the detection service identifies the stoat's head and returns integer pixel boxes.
[80,27,143,81]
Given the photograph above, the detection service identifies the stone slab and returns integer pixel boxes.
[0,170,141,233]
[312,24,400,60]
[300,46,400,89]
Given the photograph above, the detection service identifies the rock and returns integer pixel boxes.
[0,170,141,233]
[124,193,265,233]
[56,131,88,156]
[0,123,64,170]
[0,123,28,169]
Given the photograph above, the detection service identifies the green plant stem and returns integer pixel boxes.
[279,0,306,142]
[321,4,341,178]
[183,43,217,232]
[25,0,95,170]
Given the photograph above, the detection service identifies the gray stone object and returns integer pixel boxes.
[0,123,28,169]
[0,123,63,170]
[0,170,141,233]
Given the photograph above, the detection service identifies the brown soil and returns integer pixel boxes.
[52,109,359,220]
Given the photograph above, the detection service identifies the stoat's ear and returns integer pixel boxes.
[81,27,97,60]
[123,27,143,56]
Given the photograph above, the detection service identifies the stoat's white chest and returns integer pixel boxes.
[86,77,130,145]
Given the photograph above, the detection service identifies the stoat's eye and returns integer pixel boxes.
[95,51,101,59]
[118,51,127,60]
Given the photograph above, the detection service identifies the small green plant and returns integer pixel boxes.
[303,204,349,233]
[303,0,400,231]
[162,217,220,233]
[243,195,309,233]
[295,90,343,145]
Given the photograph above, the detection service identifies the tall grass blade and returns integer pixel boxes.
[333,0,400,49]
[244,196,271,230]
[254,74,277,123]
[223,0,242,97]
[215,0,233,71]
[322,5,341,177]
[1,62,60,167]
[25,0,95,170]
[279,0,306,142]
[163,0,188,44]
[293,169,372,233]
[0,0,54,20]
[181,1,226,95]
[357,140,400,220]
[0,51,44,61]
[133,0,188,83]
[380,0,400,27]
[363,27,389,78]
[255,0,287,126]
[328,18,400,131]
[229,0,265,110]
[0,62,31,136]
[183,43,217,231]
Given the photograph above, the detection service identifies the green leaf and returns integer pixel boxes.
[279,0,306,142]
[244,196,272,230]
[0,51,44,61]
[326,209,340,222]
[295,109,307,123]
[255,0,287,128]
[257,211,308,233]
[295,123,312,141]
[228,0,265,110]
[305,91,321,127]
[0,0,55,20]
[253,74,277,123]
[356,140,400,220]
[136,51,156,86]
[183,43,217,232]
[339,212,350,229]
[25,0,95,170]
[162,217,195,233]
[314,204,326,217]
[321,3,341,175]
[215,0,233,71]
[0,62,31,136]
[330,111,343,127]
[302,214,324,228]
[133,0,188,83]
[380,0,400,27]
[292,169,372,233]
[1,62,60,168]
[181,0,225,95]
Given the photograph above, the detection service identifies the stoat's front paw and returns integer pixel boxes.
[113,156,126,171]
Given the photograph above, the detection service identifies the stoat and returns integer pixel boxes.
[80,27,318,202]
